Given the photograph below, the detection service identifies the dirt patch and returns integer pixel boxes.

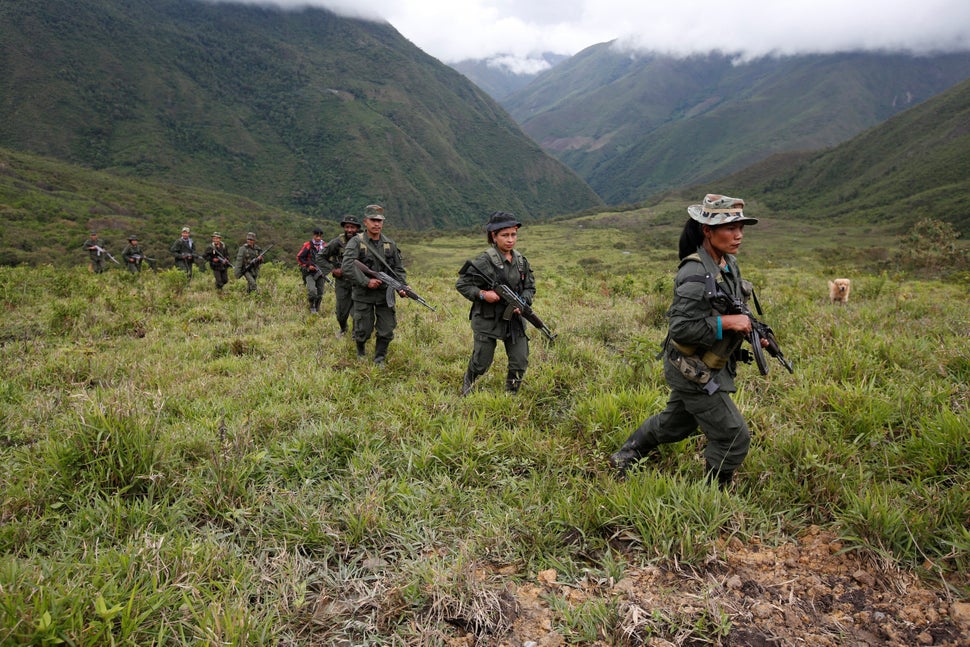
[465,526,969,646]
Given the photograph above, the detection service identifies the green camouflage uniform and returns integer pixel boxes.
[617,245,752,477]
[170,236,198,274]
[341,232,406,360]
[235,242,263,292]
[121,243,144,273]
[83,236,107,273]
[203,241,232,290]
[324,232,355,333]
[456,246,535,392]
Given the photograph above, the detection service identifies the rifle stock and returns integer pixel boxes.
[353,260,435,311]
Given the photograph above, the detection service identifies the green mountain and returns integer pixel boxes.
[503,45,970,205]
[714,76,970,236]
[0,0,601,229]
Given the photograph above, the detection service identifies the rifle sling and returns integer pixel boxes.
[361,237,402,282]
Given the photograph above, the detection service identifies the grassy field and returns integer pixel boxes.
[1,206,967,644]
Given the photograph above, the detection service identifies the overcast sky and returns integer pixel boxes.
[218,0,970,72]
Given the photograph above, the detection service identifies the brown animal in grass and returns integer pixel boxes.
[828,278,851,304]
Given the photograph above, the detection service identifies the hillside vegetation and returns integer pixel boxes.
[1,207,967,644]
[503,46,970,205]
[0,0,601,227]
[0,147,318,268]
[718,77,970,236]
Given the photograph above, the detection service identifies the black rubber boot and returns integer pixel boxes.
[608,442,659,477]
[608,425,660,477]
[460,370,478,397]
[374,338,390,366]
[505,370,523,393]
[705,462,734,490]
[356,341,367,359]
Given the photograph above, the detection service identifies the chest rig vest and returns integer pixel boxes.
[669,252,749,371]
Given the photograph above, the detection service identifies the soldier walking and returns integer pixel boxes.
[324,215,362,335]
[170,227,198,276]
[296,227,332,314]
[341,204,409,366]
[122,235,145,273]
[82,231,108,273]
[203,232,232,290]
[235,232,264,293]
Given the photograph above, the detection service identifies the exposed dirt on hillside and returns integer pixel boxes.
[448,526,969,646]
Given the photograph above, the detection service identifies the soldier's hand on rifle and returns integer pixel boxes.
[721,314,752,334]
[398,287,409,298]
[308,265,317,273]
[332,268,342,278]
[479,289,501,304]
[367,278,382,289]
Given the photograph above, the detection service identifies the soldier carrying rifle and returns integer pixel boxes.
[608,194,791,489]
[170,226,201,277]
[122,235,149,273]
[82,230,118,273]
[203,232,233,291]
[455,211,541,396]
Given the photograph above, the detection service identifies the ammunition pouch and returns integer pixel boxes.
[668,345,713,385]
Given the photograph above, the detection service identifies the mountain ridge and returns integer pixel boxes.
[502,44,970,204]
[0,0,602,229]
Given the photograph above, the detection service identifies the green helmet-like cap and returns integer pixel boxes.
[485,211,521,232]
[363,204,385,220]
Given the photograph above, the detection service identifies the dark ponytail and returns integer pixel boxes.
[678,218,705,260]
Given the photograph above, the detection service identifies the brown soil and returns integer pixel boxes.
[455,526,970,646]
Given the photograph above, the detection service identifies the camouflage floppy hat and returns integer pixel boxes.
[340,214,361,227]
[485,211,521,232]
[181,226,191,233]
[687,194,758,226]
[212,232,222,238]
[246,231,257,240]
[363,204,385,220]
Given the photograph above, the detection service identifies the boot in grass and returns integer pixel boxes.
[374,338,390,366]
[460,370,478,397]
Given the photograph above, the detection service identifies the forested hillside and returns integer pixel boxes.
[0,0,601,228]
[707,77,970,236]
[503,45,970,204]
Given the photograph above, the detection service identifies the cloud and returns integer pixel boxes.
[207,0,970,63]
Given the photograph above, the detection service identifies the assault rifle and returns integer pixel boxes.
[353,260,435,311]
[723,296,793,375]
[212,250,235,269]
[462,265,556,342]
[94,245,121,265]
[130,254,157,271]
[239,245,273,277]
[309,267,335,287]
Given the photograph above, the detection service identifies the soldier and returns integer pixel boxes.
[456,212,536,395]
[170,226,198,276]
[82,231,109,273]
[235,232,263,293]
[608,194,762,489]
[341,204,409,366]
[296,227,332,314]
[324,215,362,335]
[121,235,145,273]
[203,232,232,290]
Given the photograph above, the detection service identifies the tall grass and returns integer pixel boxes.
[1,215,967,644]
